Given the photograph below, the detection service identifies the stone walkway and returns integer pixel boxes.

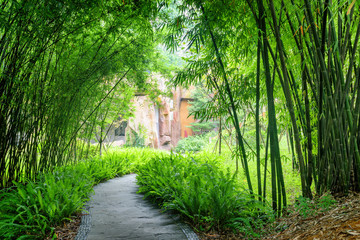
[79,174,197,240]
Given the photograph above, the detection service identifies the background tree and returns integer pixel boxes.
[163,0,360,213]
[187,86,219,135]
[249,0,360,196]
[0,0,161,187]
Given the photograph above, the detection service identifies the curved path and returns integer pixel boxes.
[78,174,197,240]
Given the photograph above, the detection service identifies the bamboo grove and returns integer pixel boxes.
[1,0,359,215]
[167,0,360,212]
[0,0,160,187]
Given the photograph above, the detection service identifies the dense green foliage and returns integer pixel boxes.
[0,167,94,239]
[164,0,360,213]
[0,0,163,188]
[137,153,273,237]
[174,133,212,153]
[187,87,218,134]
[0,148,158,239]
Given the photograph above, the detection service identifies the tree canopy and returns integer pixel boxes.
[0,0,164,187]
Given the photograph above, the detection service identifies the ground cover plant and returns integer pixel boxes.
[0,167,94,239]
[0,148,158,239]
[136,153,274,238]
[293,193,337,218]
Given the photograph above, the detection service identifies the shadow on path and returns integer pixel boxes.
[77,174,197,240]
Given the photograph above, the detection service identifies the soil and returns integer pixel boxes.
[195,192,360,239]
[53,192,360,240]
[45,213,82,240]
[265,192,360,240]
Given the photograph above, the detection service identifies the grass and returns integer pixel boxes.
[201,134,303,205]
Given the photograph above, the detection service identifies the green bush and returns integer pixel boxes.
[104,147,163,172]
[174,134,211,153]
[294,193,337,218]
[136,153,273,237]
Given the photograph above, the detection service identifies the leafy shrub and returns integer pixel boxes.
[136,153,273,237]
[294,196,316,218]
[317,193,337,212]
[0,166,94,239]
[174,134,210,153]
[104,147,162,172]
[294,193,337,218]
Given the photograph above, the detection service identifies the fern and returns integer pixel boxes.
[137,153,273,236]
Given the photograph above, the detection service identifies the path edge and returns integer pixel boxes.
[75,205,91,240]
[173,217,199,240]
